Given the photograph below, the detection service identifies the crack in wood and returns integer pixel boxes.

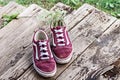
[86,58,120,80]
[10,52,25,67]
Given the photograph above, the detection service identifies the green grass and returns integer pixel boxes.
[0,0,120,18]
[0,12,19,29]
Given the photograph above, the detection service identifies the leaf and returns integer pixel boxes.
[109,3,114,8]
[105,2,109,8]
[71,0,78,5]
[1,12,19,28]
[111,12,117,17]
[116,13,120,18]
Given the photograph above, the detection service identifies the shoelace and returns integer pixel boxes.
[54,28,65,46]
[38,41,49,60]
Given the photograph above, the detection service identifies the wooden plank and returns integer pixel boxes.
[70,9,117,41]
[0,6,2,10]
[50,2,73,14]
[0,26,50,80]
[0,3,93,80]
[56,20,120,80]
[18,4,45,18]
[17,4,95,80]
[0,4,43,53]
[18,4,116,80]
[55,6,116,80]
[0,2,15,14]
[6,4,25,15]
[66,4,94,30]
[18,66,46,80]
[0,3,40,33]
[0,2,20,18]
[51,3,94,31]
[0,5,49,79]
[0,19,49,80]
[0,3,70,79]
[0,3,26,29]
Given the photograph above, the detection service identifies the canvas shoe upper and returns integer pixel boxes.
[32,29,56,77]
[51,26,72,64]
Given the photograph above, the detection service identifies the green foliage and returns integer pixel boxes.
[0,0,119,18]
[0,12,19,28]
[38,10,66,27]
[0,0,8,5]
[83,0,120,18]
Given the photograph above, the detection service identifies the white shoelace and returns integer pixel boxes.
[54,28,65,46]
[39,41,49,60]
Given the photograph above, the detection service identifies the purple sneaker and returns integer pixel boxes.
[32,29,56,77]
[51,26,73,64]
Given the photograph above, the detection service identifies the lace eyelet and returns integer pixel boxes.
[41,50,46,53]
[41,45,45,47]
[60,41,64,43]
[58,37,63,39]
[42,55,48,57]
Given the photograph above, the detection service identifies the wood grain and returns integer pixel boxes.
[18,4,116,80]
[57,20,120,80]
[17,4,95,80]
[0,2,118,80]
[0,4,49,80]
[0,2,21,18]
[0,2,25,28]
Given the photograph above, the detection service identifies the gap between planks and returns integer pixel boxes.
[18,4,116,80]
[0,3,94,80]
[17,4,95,80]
[0,2,25,28]
[0,2,72,80]
[57,20,120,80]
[57,20,116,80]
[0,4,49,78]
[0,2,24,18]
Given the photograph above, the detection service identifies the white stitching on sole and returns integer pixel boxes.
[53,52,72,64]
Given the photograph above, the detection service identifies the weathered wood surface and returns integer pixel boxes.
[0,2,17,18]
[17,4,95,80]
[0,2,25,28]
[57,20,120,80]
[18,4,116,80]
[0,4,45,49]
[50,2,73,14]
[0,6,2,12]
[0,4,42,57]
[0,2,25,18]
[0,3,73,80]
[0,5,2,8]
[0,2,119,80]
[0,4,49,80]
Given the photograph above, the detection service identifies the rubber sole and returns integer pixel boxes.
[53,52,72,64]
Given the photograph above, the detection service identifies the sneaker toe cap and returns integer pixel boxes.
[35,59,56,72]
[53,47,72,59]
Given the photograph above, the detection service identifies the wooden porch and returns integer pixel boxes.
[0,2,120,80]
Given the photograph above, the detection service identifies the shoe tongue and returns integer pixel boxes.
[53,26,64,30]
[37,40,48,43]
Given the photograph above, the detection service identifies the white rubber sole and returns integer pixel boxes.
[53,52,72,64]
[32,58,56,77]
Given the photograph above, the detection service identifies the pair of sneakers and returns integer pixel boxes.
[32,26,72,77]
